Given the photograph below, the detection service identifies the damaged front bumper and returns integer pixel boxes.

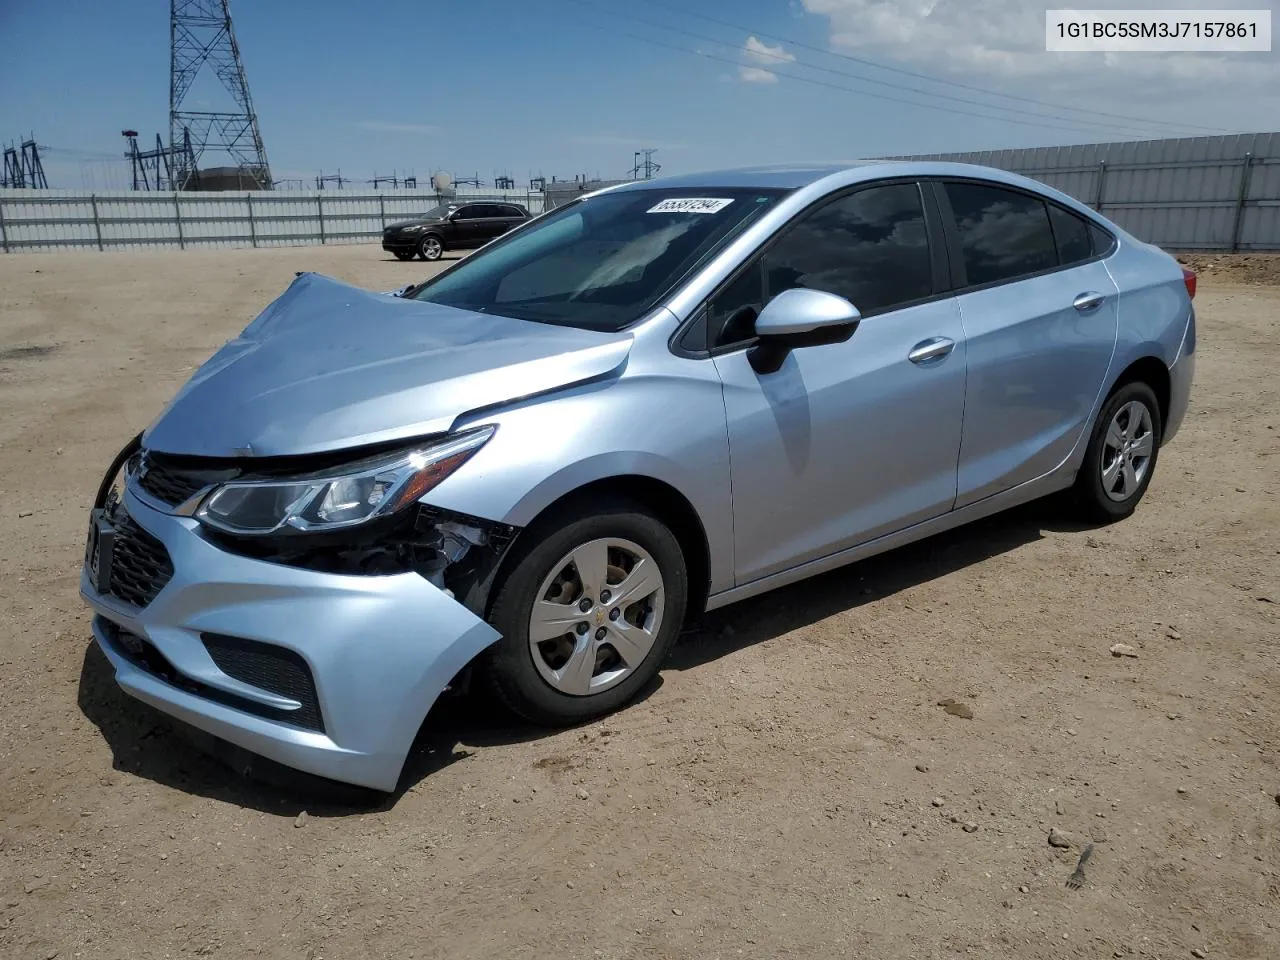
[80,484,506,792]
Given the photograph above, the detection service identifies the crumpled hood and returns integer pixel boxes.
[142,272,632,457]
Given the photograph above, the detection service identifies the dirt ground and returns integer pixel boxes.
[1177,252,1280,287]
[1,243,1277,960]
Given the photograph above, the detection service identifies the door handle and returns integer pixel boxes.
[908,336,955,365]
[1073,291,1107,312]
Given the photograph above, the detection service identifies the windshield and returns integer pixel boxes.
[409,188,789,331]
[418,203,457,220]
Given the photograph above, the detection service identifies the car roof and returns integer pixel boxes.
[610,163,878,191]
[606,160,1056,194]
[602,160,1103,223]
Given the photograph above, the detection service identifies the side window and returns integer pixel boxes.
[501,204,526,218]
[1048,203,1093,265]
[1090,223,1115,256]
[707,262,765,348]
[765,183,933,312]
[708,182,933,348]
[455,205,480,220]
[944,182,1058,286]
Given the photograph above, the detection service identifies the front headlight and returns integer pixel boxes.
[195,426,494,535]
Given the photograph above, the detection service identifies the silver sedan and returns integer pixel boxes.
[81,162,1196,791]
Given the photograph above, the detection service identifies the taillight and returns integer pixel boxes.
[1181,266,1197,300]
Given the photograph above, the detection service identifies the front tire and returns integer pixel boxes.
[1074,380,1163,522]
[483,499,687,726]
[417,234,444,261]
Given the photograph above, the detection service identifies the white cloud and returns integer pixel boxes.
[744,35,797,65]
[739,34,797,83]
[354,121,437,134]
[801,0,1280,91]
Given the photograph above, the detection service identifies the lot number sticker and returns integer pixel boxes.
[646,197,735,214]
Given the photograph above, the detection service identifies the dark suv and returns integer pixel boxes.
[381,201,532,261]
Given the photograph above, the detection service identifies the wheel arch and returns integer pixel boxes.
[1107,354,1171,433]
[488,474,712,622]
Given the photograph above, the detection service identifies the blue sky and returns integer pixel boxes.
[2,0,1277,190]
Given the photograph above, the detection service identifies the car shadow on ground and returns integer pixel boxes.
[668,498,1098,673]
[379,253,465,263]
[75,496,1100,815]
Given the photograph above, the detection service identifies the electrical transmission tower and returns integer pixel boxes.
[170,0,271,189]
[121,129,196,191]
[1,138,49,188]
[630,149,661,180]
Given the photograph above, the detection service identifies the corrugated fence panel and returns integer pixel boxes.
[884,132,1280,251]
[0,188,549,253]
[97,194,183,250]
[4,193,100,249]
[3,141,1276,253]
[255,194,321,247]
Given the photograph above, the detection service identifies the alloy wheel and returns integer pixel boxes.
[1101,399,1154,501]
[528,537,665,696]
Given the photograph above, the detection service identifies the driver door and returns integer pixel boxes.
[708,181,968,585]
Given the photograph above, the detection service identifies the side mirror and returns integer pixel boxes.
[748,288,861,374]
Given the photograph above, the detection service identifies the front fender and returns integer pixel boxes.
[423,371,735,596]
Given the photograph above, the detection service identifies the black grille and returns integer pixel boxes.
[100,624,325,734]
[136,454,236,507]
[108,512,174,608]
[202,633,325,732]
[105,626,184,685]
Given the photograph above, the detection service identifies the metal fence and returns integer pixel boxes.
[0,188,546,253]
[544,179,638,210]
[6,132,1279,254]
[888,132,1280,252]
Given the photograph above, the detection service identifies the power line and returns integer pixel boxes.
[42,145,129,161]
[566,18,1181,139]
[636,0,1236,136]
[570,2,1179,138]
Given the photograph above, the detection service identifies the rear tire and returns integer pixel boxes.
[482,499,687,726]
[1073,380,1163,522]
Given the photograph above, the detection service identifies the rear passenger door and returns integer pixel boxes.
[498,204,528,236]
[937,180,1119,508]
[473,204,511,242]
